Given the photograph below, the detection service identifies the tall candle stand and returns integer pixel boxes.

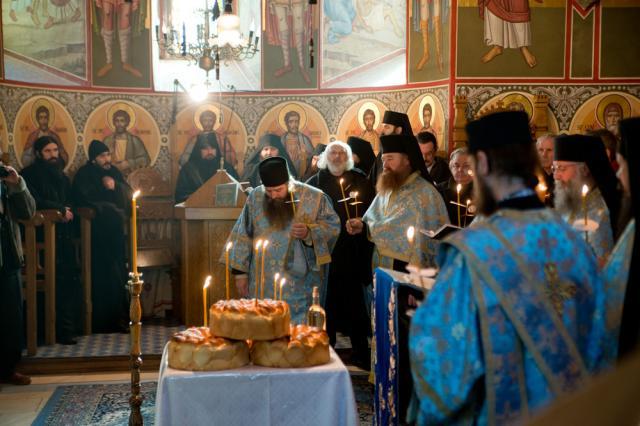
[128,270,143,426]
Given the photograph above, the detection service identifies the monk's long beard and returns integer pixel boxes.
[263,194,294,229]
[376,169,405,193]
[554,179,582,216]
[473,175,498,216]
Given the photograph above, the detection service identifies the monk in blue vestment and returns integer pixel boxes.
[223,156,340,323]
[348,132,448,421]
[410,111,614,425]
[553,134,620,267]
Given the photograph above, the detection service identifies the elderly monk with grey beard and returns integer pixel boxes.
[306,141,375,370]
[222,156,340,324]
[553,134,620,267]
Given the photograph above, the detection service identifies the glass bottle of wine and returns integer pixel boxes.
[306,286,326,330]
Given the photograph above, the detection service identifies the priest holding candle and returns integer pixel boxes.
[553,134,620,267]
[346,133,448,418]
[222,156,340,323]
[307,141,375,370]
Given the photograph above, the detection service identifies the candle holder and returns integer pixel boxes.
[128,271,144,426]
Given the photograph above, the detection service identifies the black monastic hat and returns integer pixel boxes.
[466,111,532,152]
[259,156,289,187]
[382,111,413,136]
[380,134,434,184]
[347,136,375,175]
[553,134,596,162]
[88,140,109,161]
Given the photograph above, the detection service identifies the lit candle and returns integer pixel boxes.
[456,184,462,227]
[260,240,269,299]
[339,178,351,220]
[353,191,359,218]
[536,181,548,203]
[273,272,280,300]
[131,190,141,274]
[464,199,471,227]
[254,239,263,300]
[279,278,286,301]
[203,275,212,327]
[582,184,589,228]
[407,226,415,265]
[225,242,232,300]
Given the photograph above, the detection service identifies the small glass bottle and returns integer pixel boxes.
[307,287,326,330]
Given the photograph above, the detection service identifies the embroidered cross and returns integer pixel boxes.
[544,263,577,316]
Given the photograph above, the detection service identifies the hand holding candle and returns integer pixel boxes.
[131,190,141,274]
[203,275,212,327]
[225,242,232,300]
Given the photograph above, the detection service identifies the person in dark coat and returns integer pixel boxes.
[241,133,296,188]
[302,143,327,181]
[437,147,475,227]
[417,131,452,187]
[21,136,80,345]
[71,140,131,333]
[306,141,374,369]
[347,136,376,177]
[175,132,239,203]
[0,156,36,385]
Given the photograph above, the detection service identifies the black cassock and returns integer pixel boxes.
[22,159,82,342]
[72,163,131,333]
[307,168,374,368]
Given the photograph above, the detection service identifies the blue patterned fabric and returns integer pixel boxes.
[602,219,635,358]
[373,268,425,426]
[409,208,614,425]
[363,172,449,269]
[223,180,340,323]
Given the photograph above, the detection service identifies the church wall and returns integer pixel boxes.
[1,1,639,277]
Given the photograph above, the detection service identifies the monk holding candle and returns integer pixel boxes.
[222,157,340,324]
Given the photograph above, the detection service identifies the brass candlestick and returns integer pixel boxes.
[128,271,143,426]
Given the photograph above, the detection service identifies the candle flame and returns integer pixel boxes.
[255,239,263,250]
[406,226,415,243]
[456,183,462,194]
[339,178,344,185]
[275,272,280,280]
[536,182,548,193]
[204,275,212,289]
[226,241,233,251]
[466,199,471,206]
[582,184,589,197]
[132,190,141,200]
[280,277,286,287]
[262,240,269,249]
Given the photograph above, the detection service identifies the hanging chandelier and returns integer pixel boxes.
[157,0,259,81]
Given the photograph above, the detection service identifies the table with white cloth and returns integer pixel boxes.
[155,345,359,426]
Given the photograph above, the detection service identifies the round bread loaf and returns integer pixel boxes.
[210,299,291,341]
[251,324,330,368]
[168,327,250,371]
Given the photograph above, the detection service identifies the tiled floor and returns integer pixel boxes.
[0,372,159,426]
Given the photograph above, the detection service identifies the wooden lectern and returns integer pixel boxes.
[174,170,247,326]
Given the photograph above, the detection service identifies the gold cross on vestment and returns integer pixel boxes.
[544,263,577,316]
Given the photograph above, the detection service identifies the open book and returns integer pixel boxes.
[420,224,462,240]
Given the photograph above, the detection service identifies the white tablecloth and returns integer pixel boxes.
[155,345,359,426]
